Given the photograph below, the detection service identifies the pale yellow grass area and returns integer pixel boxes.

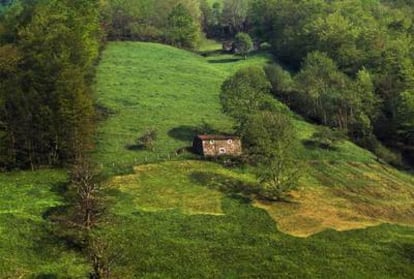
[109,161,227,215]
[255,162,414,237]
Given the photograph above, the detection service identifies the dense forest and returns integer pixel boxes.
[249,0,414,166]
[0,0,413,170]
[0,0,102,169]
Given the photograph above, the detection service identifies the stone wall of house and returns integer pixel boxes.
[202,138,242,156]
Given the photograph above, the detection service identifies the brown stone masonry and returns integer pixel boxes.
[193,135,242,157]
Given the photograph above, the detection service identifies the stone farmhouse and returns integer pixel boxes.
[193,135,242,157]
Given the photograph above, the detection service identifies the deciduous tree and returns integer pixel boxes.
[165,3,200,48]
[234,32,253,59]
[220,66,271,131]
[242,111,300,201]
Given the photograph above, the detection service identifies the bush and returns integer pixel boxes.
[264,64,294,96]
[242,111,301,201]
[234,32,253,59]
[374,143,403,167]
[311,126,347,149]
[136,128,157,151]
[259,42,271,50]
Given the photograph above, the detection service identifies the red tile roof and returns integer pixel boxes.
[196,135,239,140]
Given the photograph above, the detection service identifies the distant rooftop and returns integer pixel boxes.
[195,135,239,141]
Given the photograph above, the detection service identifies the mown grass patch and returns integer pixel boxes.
[256,161,414,237]
[0,170,89,278]
[109,160,256,216]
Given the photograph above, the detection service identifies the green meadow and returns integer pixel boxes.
[0,170,88,278]
[94,42,414,278]
[1,41,413,278]
[94,41,270,174]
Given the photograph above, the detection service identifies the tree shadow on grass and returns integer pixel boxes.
[34,274,59,279]
[199,49,223,57]
[190,171,259,199]
[400,243,414,263]
[168,124,223,142]
[95,103,117,121]
[168,125,197,142]
[10,181,88,278]
[125,143,145,151]
[302,139,339,151]
[190,171,298,204]
[208,58,241,64]
[41,181,86,251]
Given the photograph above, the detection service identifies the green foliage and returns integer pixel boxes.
[136,128,157,151]
[233,32,253,58]
[101,0,202,46]
[285,52,378,148]
[395,91,414,144]
[248,0,414,165]
[242,111,300,200]
[264,63,294,95]
[373,141,403,166]
[165,3,200,48]
[3,3,412,273]
[0,0,102,168]
[220,66,271,129]
[95,42,270,174]
[295,51,352,127]
[221,0,249,34]
[311,126,347,149]
[200,0,228,38]
[4,1,414,278]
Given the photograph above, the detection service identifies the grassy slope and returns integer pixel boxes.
[106,162,414,278]
[95,42,414,278]
[0,170,88,278]
[95,42,269,174]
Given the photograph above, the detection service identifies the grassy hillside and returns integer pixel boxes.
[95,42,414,278]
[95,42,269,174]
[1,40,412,279]
[102,161,414,278]
[0,170,88,278]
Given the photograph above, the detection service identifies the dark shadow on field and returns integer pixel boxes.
[168,125,197,142]
[41,181,85,251]
[168,124,222,142]
[125,143,145,151]
[1,182,85,278]
[0,212,66,278]
[400,243,414,263]
[95,103,117,121]
[208,58,241,64]
[190,170,297,204]
[302,139,339,151]
[34,274,58,279]
[190,171,259,199]
[198,49,223,57]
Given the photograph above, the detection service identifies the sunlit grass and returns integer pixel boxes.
[95,42,271,175]
[257,161,414,237]
[94,42,414,278]
[110,161,228,215]
[0,170,89,278]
